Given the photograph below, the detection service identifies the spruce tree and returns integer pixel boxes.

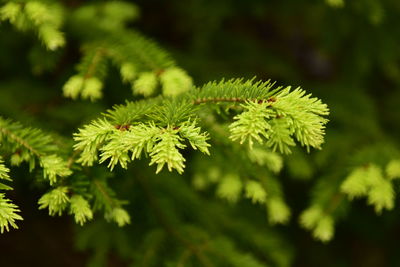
[0,0,399,266]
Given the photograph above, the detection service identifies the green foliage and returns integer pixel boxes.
[0,117,71,183]
[104,207,130,227]
[0,1,65,50]
[0,158,22,233]
[229,101,274,148]
[245,180,267,204]
[159,67,193,96]
[73,119,116,166]
[387,159,400,179]
[266,197,291,225]
[1,0,399,265]
[300,205,335,242]
[132,72,158,97]
[0,193,23,233]
[341,164,395,213]
[38,186,70,216]
[0,157,12,191]
[247,146,283,174]
[69,195,93,226]
[72,79,328,176]
[216,173,243,203]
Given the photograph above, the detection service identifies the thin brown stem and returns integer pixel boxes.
[67,150,80,169]
[192,96,276,105]
[84,48,105,80]
[192,97,247,105]
[325,193,345,215]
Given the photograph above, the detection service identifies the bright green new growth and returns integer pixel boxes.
[245,181,267,204]
[386,159,400,179]
[159,67,193,96]
[217,173,243,203]
[40,155,72,185]
[69,195,93,226]
[247,146,283,173]
[38,187,96,226]
[229,101,274,148]
[267,197,291,225]
[341,164,395,214]
[0,1,65,50]
[0,157,12,191]
[105,207,131,227]
[0,158,22,233]
[73,119,116,166]
[38,186,70,216]
[133,72,158,96]
[0,117,71,182]
[300,205,334,242]
[74,79,329,174]
[0,193,23,233]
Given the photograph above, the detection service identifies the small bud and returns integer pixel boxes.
[133,72,158,97]
[82,77,103,101]
[63,75,84,99]
[160,67,193,96]
[120,63,136,83]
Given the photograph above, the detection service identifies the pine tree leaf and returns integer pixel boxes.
[367,178,394,214]
[0,157,11,182]
[0,2,21,23]
[340,167,371,199]
[266,118,296,154]
[120,62,137,83]
[160,67,193,96]
[149,128,186,174]
[245,181,267,204]
[81,77,103,101]
[312,215,334,242]
[229,101,273,148]
[216,173,243,203]
[247,147,283,173]
[299,205,324,230]
[0,193,23,233]
[40,155,72,185]
[74,119,116,166]
[386,159,400,180]
[69,195,93,226]
[63,75,84,99]
[178,120,210,155]
[105,207,131,227]
[266,197,291,225]
[38,187,70,216]
[133,72,158,97]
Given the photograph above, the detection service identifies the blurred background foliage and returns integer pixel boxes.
[0,0,400,266]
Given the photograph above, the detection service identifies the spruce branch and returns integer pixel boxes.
[0,1,65,50]
[73,78,328,174]
[91,179,130,227]
[73,118,116,166]
[0,117,72,184]
[135,173,213,267]
[63,46,107,101]
[341,164,395,214]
